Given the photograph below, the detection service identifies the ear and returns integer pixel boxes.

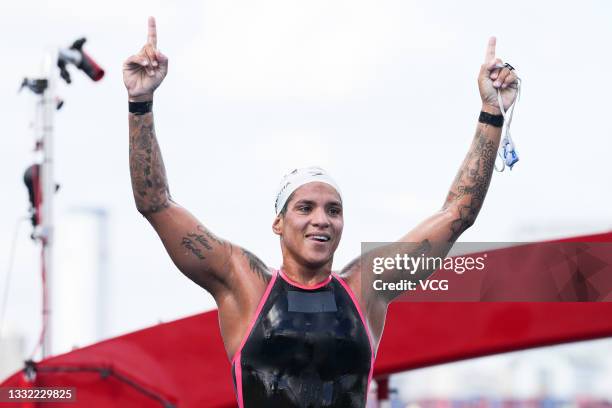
[272,215,283,236]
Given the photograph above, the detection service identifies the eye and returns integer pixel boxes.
[328,206,342,216]
[297,205,312,213]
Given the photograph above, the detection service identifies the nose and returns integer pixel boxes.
[310,207,330,228]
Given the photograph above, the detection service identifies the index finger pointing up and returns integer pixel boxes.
[484,36,496,63]
[147,16,157,48]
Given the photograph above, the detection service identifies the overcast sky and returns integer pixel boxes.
[1,0,611,359]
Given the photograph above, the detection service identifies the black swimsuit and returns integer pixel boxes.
[231,269,374,408]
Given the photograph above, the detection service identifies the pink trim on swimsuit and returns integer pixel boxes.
[332,273,376,405]
[231,270,278,407]
[231,270,278,366]
[279,269,333,290]
[234,356,244,408]
[231,269,375,407]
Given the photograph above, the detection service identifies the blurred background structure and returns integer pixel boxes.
[372,337,612,407]
[1,0,611,405]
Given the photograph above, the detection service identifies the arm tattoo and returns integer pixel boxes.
[197,225,224,246]
[129,113,171,214]
[413,239,432,258]
[241,248,270,283]
[396,239,433,280]
[380,239,433,303]
[181,225,226,259]
[181,237,206,260]
[186,232,213,250]
[443,127,497,241]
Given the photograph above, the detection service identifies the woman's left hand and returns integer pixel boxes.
[478,37,519,113]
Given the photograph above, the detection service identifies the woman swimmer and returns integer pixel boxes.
[124,17,519,408]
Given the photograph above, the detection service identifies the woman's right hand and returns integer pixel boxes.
[123,16,168,102]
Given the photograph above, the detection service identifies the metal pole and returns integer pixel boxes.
[21,40,103,359]
[377,376,390,408]
[40,49,57,358]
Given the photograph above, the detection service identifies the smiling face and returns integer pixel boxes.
[272,182,344,269]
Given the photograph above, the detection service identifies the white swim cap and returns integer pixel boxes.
[274,167,342,215]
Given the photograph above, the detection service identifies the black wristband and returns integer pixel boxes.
[129,100,153,115]
[478,111,504,128]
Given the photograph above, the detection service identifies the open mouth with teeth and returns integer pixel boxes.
[306,234,331,243]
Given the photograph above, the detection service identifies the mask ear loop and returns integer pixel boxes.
[494,76,521,172]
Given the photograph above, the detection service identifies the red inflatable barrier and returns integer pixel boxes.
[2,232,611,407]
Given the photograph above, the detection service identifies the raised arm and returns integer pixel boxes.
[124,18,270,299]
[128,110,236,296]
[441,37,518,240]
[344,37,519,308]
[403,37,518,244]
